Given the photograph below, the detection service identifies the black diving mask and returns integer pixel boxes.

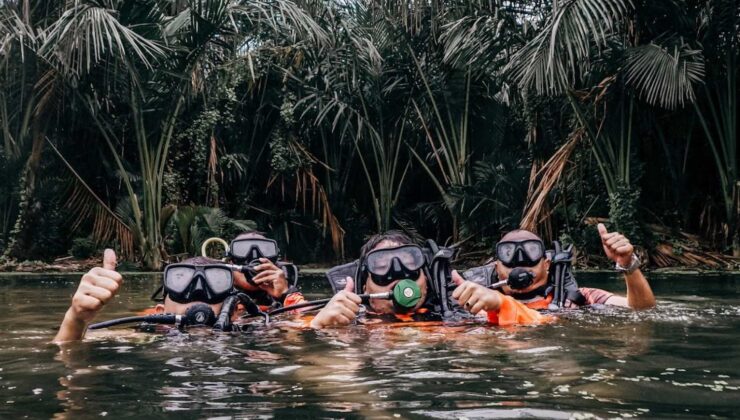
[163,263,234,304]
[228,238,279,264]
[365,245,425,286]
[496,239,545,268]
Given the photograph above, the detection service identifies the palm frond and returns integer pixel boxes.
[505,0,631,95]
[46,139,135,259]
[520,129,584,231]
[39,1,166,78]
[624,38,705,109]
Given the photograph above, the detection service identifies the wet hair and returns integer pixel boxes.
[181,256,222,265]
[360,230,415,258]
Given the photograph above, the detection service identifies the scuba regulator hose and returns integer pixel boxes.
[263,279,423,317]
[88,281,421,330]
[89,302,219,330]
[89,293,267,331]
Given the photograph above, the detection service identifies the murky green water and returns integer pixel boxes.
[1,272,739,419]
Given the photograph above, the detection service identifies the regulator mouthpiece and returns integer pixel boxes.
[183,303,216,327]
[392,279,422,309]
[507,267,535,290]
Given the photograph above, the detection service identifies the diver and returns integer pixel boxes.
[224,231,304,309]
[465,224,655,310]
[309,231,545,329]
[54,251,263,343]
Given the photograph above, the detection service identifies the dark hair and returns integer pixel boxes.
[181,256,223,265]
[360,230,414,258]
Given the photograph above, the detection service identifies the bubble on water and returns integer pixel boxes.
[32,388,42,395]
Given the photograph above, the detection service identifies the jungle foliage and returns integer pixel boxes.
[0,0,738,269]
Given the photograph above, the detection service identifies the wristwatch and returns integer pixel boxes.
[615,253,641,274]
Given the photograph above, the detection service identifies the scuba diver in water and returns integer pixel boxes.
[310,231,546,329]
[53,241,303,343]
[223,231,304,309]
[54,251,248,343]
[464,224,655,311]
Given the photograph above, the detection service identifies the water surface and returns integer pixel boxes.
[1,272,739,418]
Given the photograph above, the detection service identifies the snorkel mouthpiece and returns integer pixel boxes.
[392,279,422,309]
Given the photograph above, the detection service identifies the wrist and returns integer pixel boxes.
[309,317,324,329]
[64,307,87,327]
[615,254,640,274]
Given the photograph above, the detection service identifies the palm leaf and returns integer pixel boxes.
[505,0,631,95]
[624,38,705,109]
[38,0,166,78]
[46,138,135,259]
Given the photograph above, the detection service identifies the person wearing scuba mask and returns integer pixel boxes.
[310,231,429,329]
[54,253,242,343]
[226,231,304,308]
[486,225,655,310]
[310,231,547,329]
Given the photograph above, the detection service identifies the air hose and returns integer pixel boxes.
[265,279,422,317]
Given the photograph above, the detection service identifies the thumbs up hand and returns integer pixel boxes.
[310,277,362,329]
[54,249,123,342]
[451,270,502,315]
[597,223,635,267]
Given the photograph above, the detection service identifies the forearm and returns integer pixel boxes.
[53,308,88,343]
[624,269,655,310]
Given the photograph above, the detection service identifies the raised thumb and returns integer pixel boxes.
[344,276,355,292]
[103,248,118,271]
[597,223,608,237]
[451,270,464,286]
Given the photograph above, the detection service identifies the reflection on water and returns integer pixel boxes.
[0,273,739,418]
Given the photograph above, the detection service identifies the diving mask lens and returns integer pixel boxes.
[163,264,234,304]
[366,245,425,286]
[229,238,279,263]
[496,240,545,268]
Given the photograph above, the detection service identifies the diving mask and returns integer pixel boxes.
[496,239,545,268]
[365,245,426,286]
[228,238,279,264]
[163,263,234,304]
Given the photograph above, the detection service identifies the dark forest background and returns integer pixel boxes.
[0,0,738,269]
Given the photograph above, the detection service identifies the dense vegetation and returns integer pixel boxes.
[0,0,738,269]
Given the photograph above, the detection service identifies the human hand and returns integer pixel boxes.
[597,223,634,267]
[252,258,289,298]
[310,277,361,329]
[67,249,122,324]
[451,270,501,314]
